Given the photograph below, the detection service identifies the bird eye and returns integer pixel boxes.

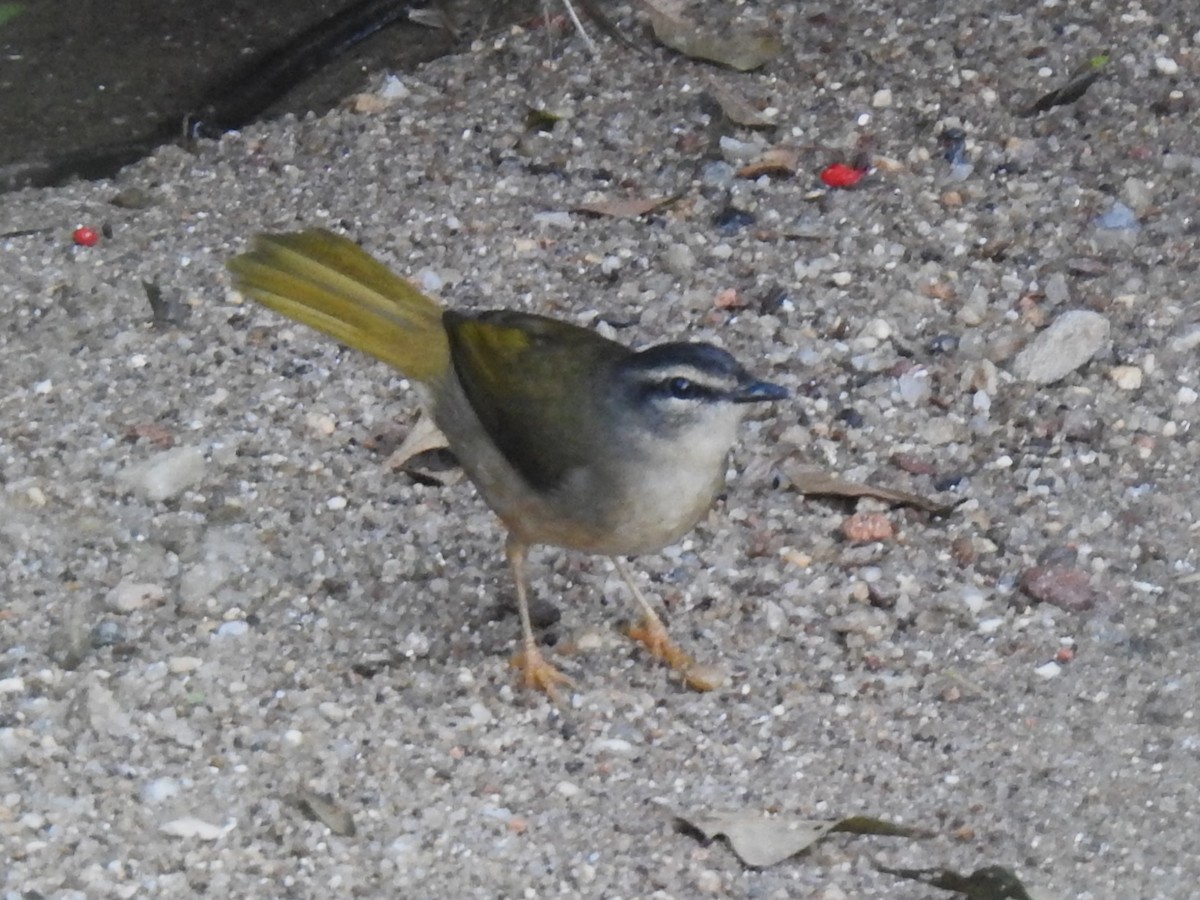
[668,377,696,399]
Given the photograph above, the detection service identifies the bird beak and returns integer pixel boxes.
[732,379,788,404]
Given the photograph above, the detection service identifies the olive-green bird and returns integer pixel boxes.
[228,229,785,698]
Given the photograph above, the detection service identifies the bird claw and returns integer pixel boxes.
[511,646,574,703]
[626,615,694,672]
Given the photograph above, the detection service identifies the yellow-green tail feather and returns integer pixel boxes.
[227,229,448,383]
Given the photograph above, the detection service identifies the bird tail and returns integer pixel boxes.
[227,229,448,383]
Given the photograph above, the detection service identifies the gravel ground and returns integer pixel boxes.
[2,2,1198,897]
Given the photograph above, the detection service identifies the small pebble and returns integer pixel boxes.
[1109,365,1143,390]
[711,207,755,235]
[215,620,250,638]
[663,243,696,277]
[896,367,931,405]
[160,817,228,841]
[90,620,126,648]
[1020,566,1100,612]
[531,211,573,229]
[1034,661,1062,680]
[141,777,181,805]
[319,702,348,723]
[1011,310,1111,385]
[105,581,166,613]
[684,664,730,692]
[117,446,206,502]
[417,269,444,292]
[169,656,203,674]
[555,781,581,799]
[977,618,1005,635]
[700,160,736,189]
[871,88,893,108]
[1094,201,1139,231]
[592,738,635,755]
[1154,56,1180,76]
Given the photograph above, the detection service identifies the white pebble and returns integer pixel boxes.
[105,581,166,613]
[326,495,348,511]
[118,446,206,502]
[1176,386,1198,405]
[961,588,987,615]
[141,777,181,804]
[555,781,581,799]
[1109,365,1143,390]
[215,620,249,638]
[592,738,635,755]
[896,367,931,405]
[871,88,893,108]
[0,676,26,694]
[831,271,853,287]
[1034,661,1062,679]
[417,269,444,293]
[663,242,696,276]
[160,817,229,841]
[169,656,203,674]
[319,701,348,723]
[977,617,1005,635]
[1011,310,1111,385]
[1155,56,1180,76]
[531,211,574,229]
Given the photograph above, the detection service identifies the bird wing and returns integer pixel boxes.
[443,310,629,492]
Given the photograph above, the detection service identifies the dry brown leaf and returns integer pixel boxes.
[736,145,801,178]
[644,1,782,71]
[385,415,462,486]
[778,460,955,515]
[677,811,926,867]
[573,195,676,218]
[385,415,448,470]
[679,813,838,866]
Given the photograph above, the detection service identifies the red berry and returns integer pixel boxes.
[73,226,100,247]
[820,163,866,189]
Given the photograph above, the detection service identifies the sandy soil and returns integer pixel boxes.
[2,2,1197,897]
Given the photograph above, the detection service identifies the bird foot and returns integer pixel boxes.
[626,615,694,672]
[510,645,575,703]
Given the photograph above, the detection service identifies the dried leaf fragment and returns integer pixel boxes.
[573,195,677,218]
[1020,51,1110,116]
[644,2,782,71]
[385,414,461,486]
[778,460,956,516]
[877,863,1054,900]
[290,789,357,837]
[737,146,801,179]
[705,76,776,127]
[677,811,926,867]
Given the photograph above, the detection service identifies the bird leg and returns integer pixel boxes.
[613,558,695,673]
[506,536,574,702]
